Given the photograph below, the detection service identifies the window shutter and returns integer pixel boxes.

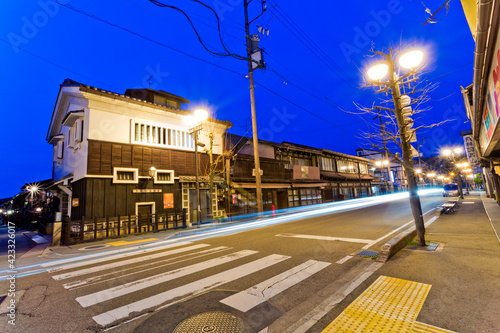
[56,140,64,159]
[67,128,74,148]
[74,119,83,143]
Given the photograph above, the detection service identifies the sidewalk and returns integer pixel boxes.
[313,191,500,333]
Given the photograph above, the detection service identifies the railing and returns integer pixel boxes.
[62,209,187,245]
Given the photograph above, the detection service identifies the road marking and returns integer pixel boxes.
[52,244,211,281]
[288,262,382,333]
[462,202,475,204]
[220,259,331,312]
[361,207,437,249]
[43,241,192,269]
[107,238,158,246]
[62,247,230,290]
[276,233,372,244]
[336,255,353,264]
[92,254,290,326]
[76,250,258,308]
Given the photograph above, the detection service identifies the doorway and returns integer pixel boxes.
[189,189,209,223]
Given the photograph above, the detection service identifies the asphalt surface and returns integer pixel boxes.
[2,191,498,332]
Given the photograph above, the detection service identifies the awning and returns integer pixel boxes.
[232,182,291,189]
[320,171,346,180]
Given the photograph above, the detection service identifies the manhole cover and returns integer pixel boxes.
[173,311,244,333]
[356,250,379,258]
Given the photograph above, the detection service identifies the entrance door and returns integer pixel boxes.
[136,202,155,232]
[189,189,209,224]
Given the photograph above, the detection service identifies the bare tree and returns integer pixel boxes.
[355,47,449,246]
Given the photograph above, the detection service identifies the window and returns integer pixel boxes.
[132,121,194,150]
[338,160,358,173]
[318,157,335,171]
[152,169,174,184]
[288,188,321,207]
[113,167,139,184]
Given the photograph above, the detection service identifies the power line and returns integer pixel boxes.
[267,0,357,90]
[49,0,246,77]
[47,0,357,136]
[147,0,246,60]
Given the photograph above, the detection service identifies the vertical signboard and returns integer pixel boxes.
[163,193,174,209]
[479,32,500,154]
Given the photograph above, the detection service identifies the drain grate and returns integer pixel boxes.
[425,243,439,251]
[356,250,379,258]
[173,311,244,333]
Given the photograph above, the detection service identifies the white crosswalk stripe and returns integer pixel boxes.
[93,253,291,326]
[219,259,331,312]
[52,243,211,281]
[48,243,332,328]
[62,246,230,290]
[76,249,258,307]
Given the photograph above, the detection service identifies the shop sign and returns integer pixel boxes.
[163,193,174,209]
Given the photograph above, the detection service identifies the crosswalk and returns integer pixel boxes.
[48,241,331,328]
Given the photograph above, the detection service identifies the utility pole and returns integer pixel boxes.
[243,0,266,213]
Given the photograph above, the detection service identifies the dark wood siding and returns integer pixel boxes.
[87,140,217,177]
[70,177,183,219]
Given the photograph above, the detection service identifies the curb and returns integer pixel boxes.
[376,227,417,263]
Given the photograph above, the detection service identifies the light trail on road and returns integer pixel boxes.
[0,189,442,281]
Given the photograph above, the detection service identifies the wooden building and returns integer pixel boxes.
[46,79,231,224]
[226,134,376,216]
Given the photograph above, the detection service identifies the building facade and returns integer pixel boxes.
[460,1,500,199]
[46,79,231,224]
[226,134,376,216]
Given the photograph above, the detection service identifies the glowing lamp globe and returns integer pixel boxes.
[194,109,208,122]
[367,64,388,81]
[399,50,423,69]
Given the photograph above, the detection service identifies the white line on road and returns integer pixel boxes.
[220,259,331,312]
[62,246,230,290]
[92,254,291,326]
[76,249,258,308]
[289,262,383,333]
[44,242,192,270]
[52,244,211,280]
[361,207,437,249]
[275,233,372,244]
[336,255,353,264]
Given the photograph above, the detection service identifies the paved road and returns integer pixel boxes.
[0,192,445,332]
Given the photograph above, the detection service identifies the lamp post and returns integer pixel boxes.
[442,147,465,199]
[366,48,426,246]
[375,159,393,193]
[184,109,208,227]
[28,185,38,212]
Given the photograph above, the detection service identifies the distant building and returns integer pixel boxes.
[226,134,376,216]
[46,79,231,224]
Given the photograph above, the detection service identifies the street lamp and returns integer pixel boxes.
[184,109,208,227]
[366,48,426,246]
[374,159,393,193]
[27,185,39,212]
[441,147,465,199]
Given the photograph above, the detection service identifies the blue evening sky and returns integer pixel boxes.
[0,0,475,198]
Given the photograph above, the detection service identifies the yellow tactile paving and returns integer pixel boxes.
[107,238,158,246]
[322,276,437,333]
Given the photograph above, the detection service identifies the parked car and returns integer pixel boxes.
[443,183,459,197]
